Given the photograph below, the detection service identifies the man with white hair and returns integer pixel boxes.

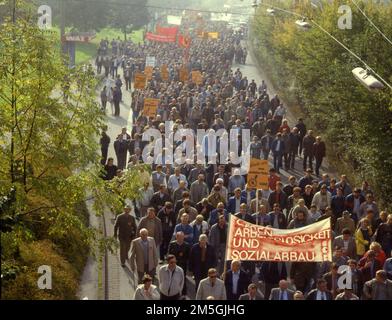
[130,228,159,284]
[228,168,245,194]
[269,279,295,300]
[189,234,217,290]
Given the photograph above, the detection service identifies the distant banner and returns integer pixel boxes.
[145,32,176,43]
[156,26,179,36]
[227,216,332,262]
[167,15,182,26]
[143,98,160,118]
[197,32,219,40]
[247,158,269,190]
[134,73,146,89]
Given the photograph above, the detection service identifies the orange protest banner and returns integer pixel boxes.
[226,215,332,262]
[143,98,160,118]
[134,73,146,89]
[145,66,153,80]
[247,158,269,190]
[179,67,188,83]
[191,70,203,85]
[161,65,169,81]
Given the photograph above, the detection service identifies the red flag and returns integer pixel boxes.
[178,34,191,48]
[145,32,176,43]
[156,26,179,36]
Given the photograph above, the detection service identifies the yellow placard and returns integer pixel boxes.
[134,73,147,89]
[247,158,269,190]
[179,67,188,83]
[191,70,203,85]
[161,65,169,81]
[143,98,160,118]
[208,32,219,39]
[145,66,153,80]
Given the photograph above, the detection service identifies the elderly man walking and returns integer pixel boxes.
[196,268,227,300]
[158,255,184,300]
[130,228,159,284]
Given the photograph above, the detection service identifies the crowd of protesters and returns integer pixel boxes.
[98,18,392,301]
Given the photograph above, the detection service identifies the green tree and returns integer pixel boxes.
[0,0,149,298]
[108,0,150,40]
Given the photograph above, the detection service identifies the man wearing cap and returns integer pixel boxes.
[114,205,137,267]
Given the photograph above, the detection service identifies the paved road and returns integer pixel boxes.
[93,43,338,300]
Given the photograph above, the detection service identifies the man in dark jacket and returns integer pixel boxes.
[114,205,137,266]
[288,127,301,169]
[168,231,191,295]
[295,118,307,155]
[271,132,285,173]
[302,130,316,171]
[306,279,333,300]
[313,136,326,176]
[260,129,273,160]
[268,182,288,211]
[113,85,122,117]
[157,202,176,261]
[150,185,171,212]
[189,234,217,290]
[100,128,110,166]
[224,260,251,300]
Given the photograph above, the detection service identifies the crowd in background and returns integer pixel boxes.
[97,19,392,301]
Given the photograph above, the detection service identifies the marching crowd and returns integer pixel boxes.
[98,20,392,300]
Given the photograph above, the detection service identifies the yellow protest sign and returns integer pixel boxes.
[191,70,203,85]
[134,73,147,89]
[143,98,160,118]
[161,65,169,81]
[208,32,219,39]
[247,158,269,190]
[145,66,153,80]
[179,67,188,83]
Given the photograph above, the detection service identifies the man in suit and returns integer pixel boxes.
[213,165,229,187]
[363,270,392,300]
[239,283,264,300]
[130,228,159,284]
[227,188,247,214]
[224,260,251,300]
[335,210,356,236]
[196,268,226,300]
[333,228,357,259]
[137,207,163,253]
[306,279,333,300]
[151,165,166,192]
[189,234,217,291]
[114,205,137,267]
[268,203,287,229]
[235,203,255,224]
[168,231,191,295]
[322,263,341,298]
[269,279,294,300]
[150,185,171,212]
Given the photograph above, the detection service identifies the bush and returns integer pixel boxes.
[1,240,79,300]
